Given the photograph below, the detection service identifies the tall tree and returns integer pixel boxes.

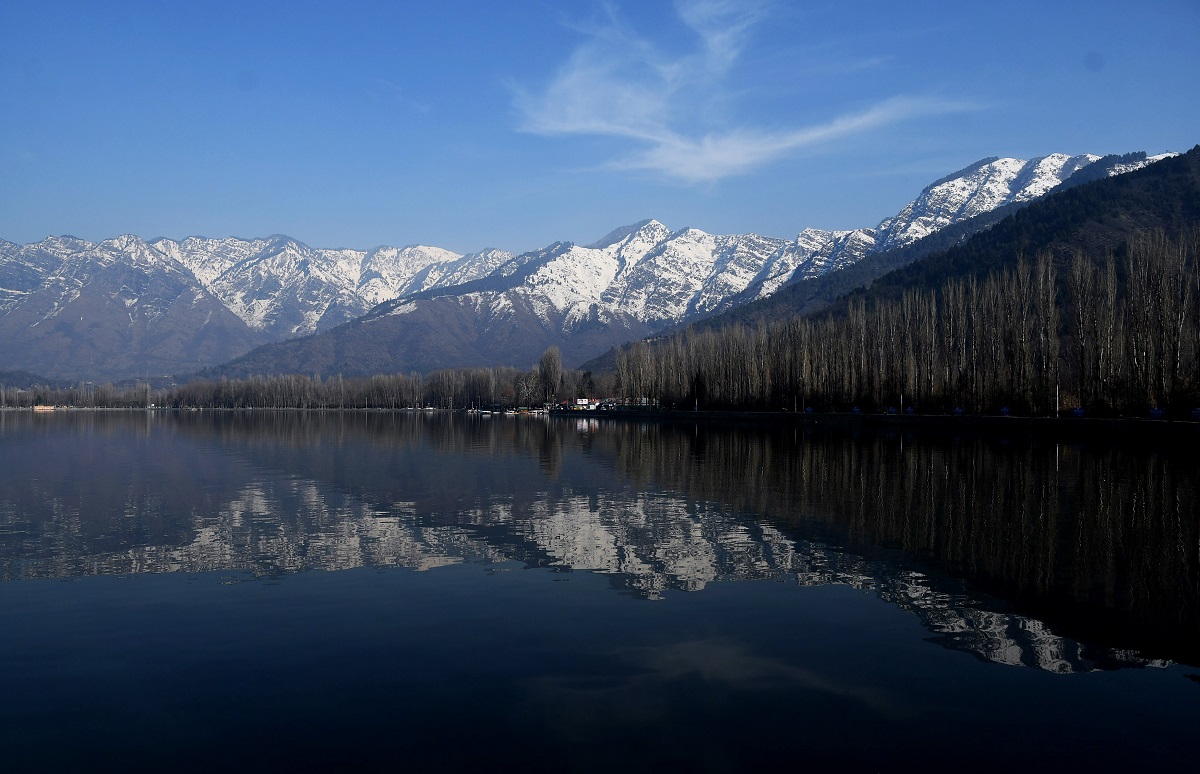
[538,346,563,404]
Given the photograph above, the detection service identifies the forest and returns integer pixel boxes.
[1,229,1197,418]
[615,229,1200,416]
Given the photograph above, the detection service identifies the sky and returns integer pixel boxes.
[2,0,1198,255]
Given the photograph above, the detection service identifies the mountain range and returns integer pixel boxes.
[0,151,1173,382]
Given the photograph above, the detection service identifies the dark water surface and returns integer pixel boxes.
[1,410,1197,770]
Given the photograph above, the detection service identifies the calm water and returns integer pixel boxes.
[0,410,1197,770]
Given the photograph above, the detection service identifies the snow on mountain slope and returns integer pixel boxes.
[872,153,1100,252]
[737,152,1179,304]
[522,244,622,325]
[0,232,519,377]
[2,148,1177,381]
[14,235,201,328]
[433,222,670,333]
[449,151,1172,327]
[1107,151,1177,175]
[600,228,787,322]
[0,235,270,380]
[427,220,788,333]
[357,244,459,306]
[206,237,361,334]
[145,235,514,337]
[152,236,270,286]
[72,151,1166,340]
[357,245,513,306]
[0,239,55,313]
[455,147,1101,331]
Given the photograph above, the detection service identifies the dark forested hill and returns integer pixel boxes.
[0,370,71,390]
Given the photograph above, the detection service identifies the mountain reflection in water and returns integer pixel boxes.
[0,410,1196,675]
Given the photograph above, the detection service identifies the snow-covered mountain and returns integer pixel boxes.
[0,150,1175,380]
[378,221,791,333]
[0,233,515,379]
[0,234,265,380]
[365,151,1173,335]
[735,152,1174,303]
[150,235,514,336]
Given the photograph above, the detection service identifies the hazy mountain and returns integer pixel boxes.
[0,234,513,380]
[0,235,269,381]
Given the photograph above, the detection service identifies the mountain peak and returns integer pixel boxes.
[925,157,1002,189]
[587,219,666,249]
[100,234,150,250]
[37,235,95,255]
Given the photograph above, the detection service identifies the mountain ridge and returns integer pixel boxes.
[0,149,1176,381]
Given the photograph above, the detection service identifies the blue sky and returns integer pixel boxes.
[2,0,1197,254]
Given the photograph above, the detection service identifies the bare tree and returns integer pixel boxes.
[538,346,563,404]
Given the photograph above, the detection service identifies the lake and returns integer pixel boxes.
[1,410,1197,770]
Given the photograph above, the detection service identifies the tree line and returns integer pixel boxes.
[0,350,619,411]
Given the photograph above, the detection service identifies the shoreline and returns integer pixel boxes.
[553,407,1200,441]
[7,404,1199,439]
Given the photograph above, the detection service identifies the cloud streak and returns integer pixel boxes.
[611,96,975,182]
[513,1,973,182]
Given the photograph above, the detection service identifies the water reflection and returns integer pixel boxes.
[0,410,1195,673]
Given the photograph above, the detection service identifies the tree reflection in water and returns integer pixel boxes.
[0,410,1195,671]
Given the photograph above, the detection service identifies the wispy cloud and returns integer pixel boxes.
[673,0,768,72]
[513,0,972,183]
[612,96,974,182]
